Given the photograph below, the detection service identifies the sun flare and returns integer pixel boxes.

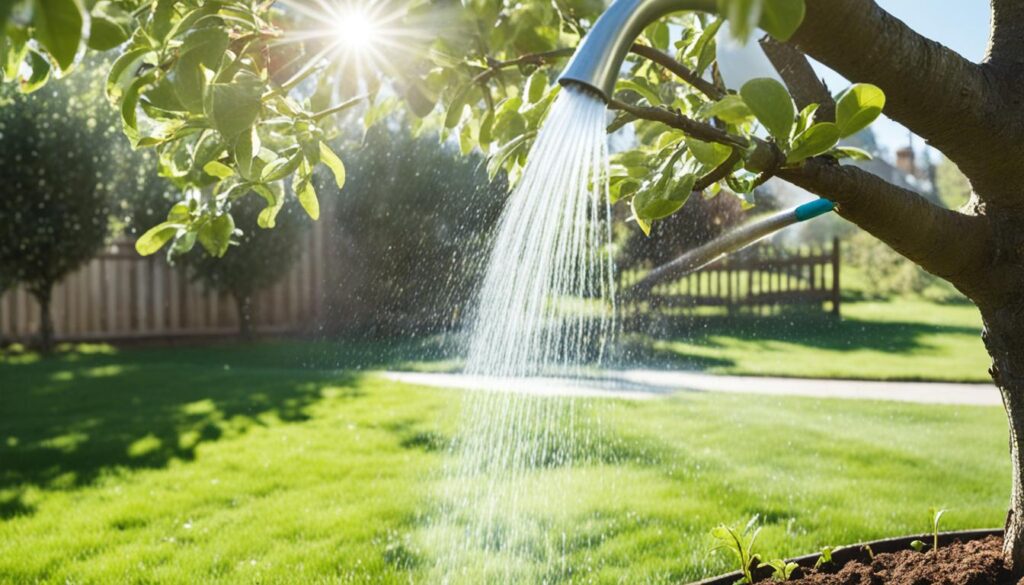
[332,8,380,51]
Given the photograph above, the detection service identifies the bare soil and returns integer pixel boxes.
[777,535,1012,585]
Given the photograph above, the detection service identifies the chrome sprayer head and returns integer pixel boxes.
[557,0,716,102]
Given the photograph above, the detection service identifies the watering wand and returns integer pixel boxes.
[628,198,835,294]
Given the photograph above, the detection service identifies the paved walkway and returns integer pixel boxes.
[382,370,1001,406]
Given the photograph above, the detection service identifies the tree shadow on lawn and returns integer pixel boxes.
[0,338,437,519]
[621,312,982,368]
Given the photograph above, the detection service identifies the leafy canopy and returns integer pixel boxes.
[0,0,883,255]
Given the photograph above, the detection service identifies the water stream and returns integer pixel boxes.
[430,86,616,582]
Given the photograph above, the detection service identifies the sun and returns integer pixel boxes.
[275,0,448,89]
[332,8,380,51]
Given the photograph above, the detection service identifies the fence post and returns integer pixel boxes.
[831,236,841,317]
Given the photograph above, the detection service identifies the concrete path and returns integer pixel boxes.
[382,370,1001,406]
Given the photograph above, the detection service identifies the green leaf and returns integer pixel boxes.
[18,50,50,94]
[616,78,661,106]
[319,142,346,190]
[687,138,732,167]
[718,0,764,42]
[121,70,157,145]
[689,19,723,76]
[444,85,469,128]
[235,128,259,180]
[254,183,284,228]
[171,230,197,256]
[634,173,696,220]
[172,26,230,114]
[87,1,130,51]
[827,145,872,161]
[759,0,805,41]
[702,95,754,125]
[167,203,191,222]
[787,122,839,163]
[296,176,319,220]
[33,0,83,72]
[835,83,885,138]
[910,540,925,553]
[202,160,234,179]
[2,26,29,81]
[630,199,652,236]
[205,71,263,139]
[645,21,670,51]
[135,222,181,256]
[205,213,235,257]
[740,77,795,143]
[795,102,819,135]
[525,70,547,103]
[106,47,151,102]
[260,153,302,183]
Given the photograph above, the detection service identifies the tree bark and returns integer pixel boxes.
[791,0,1022,203]
[980,301,1024,572]
[235,294,254,340]
[31,286,55,354]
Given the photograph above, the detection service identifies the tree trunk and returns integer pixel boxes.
[31,286,55,354]
[982,302,1024,571]
[235,293,254,340]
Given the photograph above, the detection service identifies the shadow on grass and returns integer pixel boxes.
[620,311,981,368]
[0,338,443,519]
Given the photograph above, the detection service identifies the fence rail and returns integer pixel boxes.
[621,237,841,317]
[1,221,326,343]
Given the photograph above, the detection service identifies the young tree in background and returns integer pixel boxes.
[184,196,309,339]
[0,81,114,351]
[327,126,506,336]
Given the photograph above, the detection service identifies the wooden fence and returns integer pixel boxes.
[621,237,841,317]
[0,221,327,343]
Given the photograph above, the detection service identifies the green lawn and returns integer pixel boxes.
[0,342,1009,583]
[624,298,992,382]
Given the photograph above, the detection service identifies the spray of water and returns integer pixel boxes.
[428,86,616,582]
[464,86,615,378]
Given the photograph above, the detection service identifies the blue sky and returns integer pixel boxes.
[718,2,990,157]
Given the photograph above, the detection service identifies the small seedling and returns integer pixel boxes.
[863,544,875,561]
[759,558,799,582]
[813,546,833,569]
[909,508,947,553]
[710,515,762,584]
[930,508,947,552]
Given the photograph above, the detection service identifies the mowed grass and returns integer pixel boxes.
[625,298,991,382]
[0,342,1010,583]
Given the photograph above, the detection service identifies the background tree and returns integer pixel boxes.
[0,77,115,351]
[182,196,310,339]
[324,125,506,336]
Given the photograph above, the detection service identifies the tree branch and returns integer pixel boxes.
[629,44,726,100]
[791,0,1018,201]
[759,37,835,122]
[607,99,747,149]
[607,98,779,171]
[471,48,575,85]
[988,0,1024,65]
[693,148,740,192]
[778,159,995,300]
